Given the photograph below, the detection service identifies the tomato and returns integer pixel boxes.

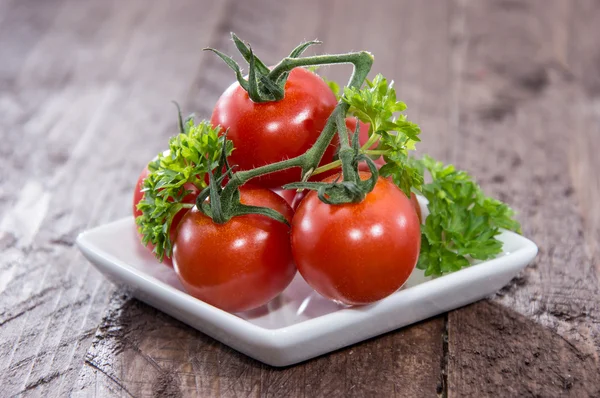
[291,172,421,305]
[410,192,422,224]
[271,188,297,207]
[132,166,150,219]
[291,189,307,210]
[132,165,199,265]
[173,187,296,313]
[210,68,338,187]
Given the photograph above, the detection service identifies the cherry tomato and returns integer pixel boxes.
[271,188,297,207]
[132,166,150,219]
[291,172,421,305]
[173,187,296,313]
[291,189,307,210]
[132,165,199,266]
[210,68,338,187]
[410,193,422,223]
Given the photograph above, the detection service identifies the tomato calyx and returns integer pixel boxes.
[204,33,321,103]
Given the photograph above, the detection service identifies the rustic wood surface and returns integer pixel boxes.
[1,0,599,396]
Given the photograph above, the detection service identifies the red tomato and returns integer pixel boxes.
[132,165,199,265]
[291,172,421,305]
[271,188,297,207]
[132,166,150,219]
[173,187,296,313]
[291,189,307,210]
[410,193,422,224]
[210,68,338,187]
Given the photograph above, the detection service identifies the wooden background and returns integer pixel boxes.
[1,0,599,396]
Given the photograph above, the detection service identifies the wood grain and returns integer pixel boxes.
[1,0,229,396]
[446,0,600,396]
[0,0,599,397]
[74,295,445,398]
[448,301,600,397]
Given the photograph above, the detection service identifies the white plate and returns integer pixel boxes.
[77,212,537,367]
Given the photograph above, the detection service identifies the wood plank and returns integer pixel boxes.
[76,293,446,398]
[0,0,226,396]
[448,301,600,397]
[0,1,142,395]
[446,0,600,395]
[0,0,66,92]
[568,0,600,276]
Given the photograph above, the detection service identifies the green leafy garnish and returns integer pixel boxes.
[322,76,341,100]
[343,74,418,140]
[342,74,422,195]
[136,118,232,261]
[415,156,521,277]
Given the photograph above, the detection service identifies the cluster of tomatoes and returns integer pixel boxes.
[133,68,422,313]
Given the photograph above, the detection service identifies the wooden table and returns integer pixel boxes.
[1,0,599,396]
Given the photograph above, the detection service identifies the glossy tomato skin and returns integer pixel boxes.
[210,68,338,187]
[291,189,307,210]
[271,188,297,207]
[132,165,199,266]
[132,166,150,219]
[173,187,296,313]
[410,193,422,224]
[291,173,421,306]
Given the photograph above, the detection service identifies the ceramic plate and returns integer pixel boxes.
[77,208,537,366]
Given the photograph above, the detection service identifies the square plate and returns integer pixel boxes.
[77,212,537,367]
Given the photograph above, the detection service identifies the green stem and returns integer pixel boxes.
[361,133,380,151]
[364,149,386,155]
[312,159,342,176]
[268,53,372,82]
[335,110,356,182]
[229,156,305,187]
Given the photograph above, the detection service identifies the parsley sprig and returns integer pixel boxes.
[342,74,423,195]
[415,156,521,276]
[136,117,232,261]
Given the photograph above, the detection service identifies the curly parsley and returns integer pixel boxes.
[415,156,521,276]
[135,117,232,261]
[342,74,423,195]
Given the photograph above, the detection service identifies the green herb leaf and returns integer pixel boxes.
[136,118,232,261]
[378,134,423,195]
[342,74,422,195]
[322,76,341,100]
[415,155,522,277]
